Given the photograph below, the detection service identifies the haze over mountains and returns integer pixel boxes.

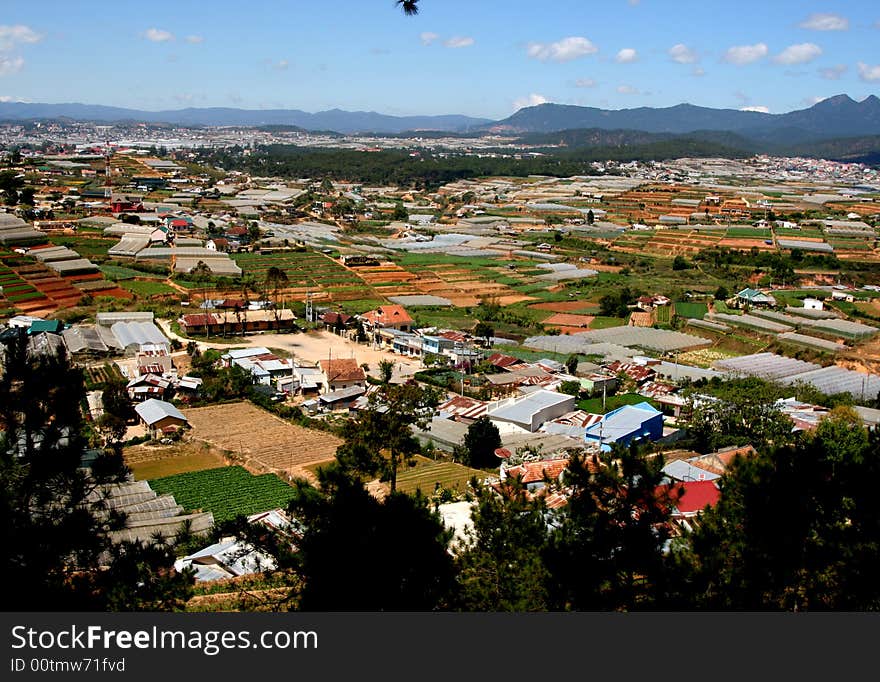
[1,95,879,155]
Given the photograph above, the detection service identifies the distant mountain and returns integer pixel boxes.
[490,95,880,143]
[0,102,492,134]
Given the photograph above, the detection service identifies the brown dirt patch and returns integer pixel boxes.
[543,313,595,327]
[182,401,342,481]
[529,300,598,313]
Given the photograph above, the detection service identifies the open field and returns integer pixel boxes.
[182,401,342,480]
[149,466,297,523]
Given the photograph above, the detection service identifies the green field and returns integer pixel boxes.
[674,301,709,319]
[395,456,486,496]
[233,251,365,289]
[590,316,627,329]
[654,305,672,324]
[148,466,297,523]
[100,264,165,281]
[577,393,658,415]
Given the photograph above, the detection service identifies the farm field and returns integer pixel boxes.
[149,466,297,523]
[125,441,229,480]
[119,279,177,297]
[674,302,709,319]
[182,401,342,479]
[393,455,486,496]
[233,251,369,302]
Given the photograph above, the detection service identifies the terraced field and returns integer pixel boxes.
[394,456,486,496]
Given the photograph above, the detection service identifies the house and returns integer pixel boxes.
[318,358,367,393]
[584,402,664,449]
[803,298,824,311]
[658,480,721,519]
[485,353,524,371]
[360,305,413,333]
[134,398,188,435]
[127,374,172,402]
[500,456,570,493]
[321,311,356,330]
[319,385,367,411]
[436,395,488,424]
[831,290,855,303]
[487,389,577,434]
[736,288,776,307]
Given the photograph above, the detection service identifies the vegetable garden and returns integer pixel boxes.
[149,466,297,523]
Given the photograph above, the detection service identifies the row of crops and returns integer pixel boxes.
[0,256,47,304]
[148,466,297,523]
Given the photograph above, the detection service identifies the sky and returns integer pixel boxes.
[0,0,878,120]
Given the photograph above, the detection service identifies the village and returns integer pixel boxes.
[2,133,880,601]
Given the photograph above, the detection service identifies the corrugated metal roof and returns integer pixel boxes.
[111,321,169,349]
[134,398,186,426]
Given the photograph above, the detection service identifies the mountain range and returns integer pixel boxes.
[0,102,491,134]
[1,95,879,160]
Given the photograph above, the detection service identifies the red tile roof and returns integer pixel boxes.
[361,305,413,327]
[319,358,366,384]
[505,458,570,484]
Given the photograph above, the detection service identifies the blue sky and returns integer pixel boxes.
[0,0,878,119]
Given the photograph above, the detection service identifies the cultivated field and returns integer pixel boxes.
[150,466,297,523]
[183,401,342,480]
[393,456,486,496]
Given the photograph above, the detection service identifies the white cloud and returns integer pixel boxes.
[574,78,597,88]
[274,59,289,71]
[513,93,549,110]
[802,96,825,106]
[668,43,698,64]
[858,62,880,82]
[740,105,770,113]
[185,35,204,44]
[799,13,849,31]
[615,48,638,63]
[144,28,174,42]
[773,43,822,65]
[819,64,847,80]
[723,43,768,65]
[527,36,598,62]
[692,67,706,77]
[617,84,639,94]
[0,55,24,76]
[444,36,474,49]
[420,32,439,46]
[0,25,42,51]
[173,93,195,104]
[628,0,640,5]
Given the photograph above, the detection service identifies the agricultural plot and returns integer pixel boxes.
[394,456,485,496]
[119,279,177,297]
[149,466,297,523]
[233,251,370,301]
[654,305,673,325]
[183,401,342,479]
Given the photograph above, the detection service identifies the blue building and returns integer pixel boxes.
[584,402,664,450]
